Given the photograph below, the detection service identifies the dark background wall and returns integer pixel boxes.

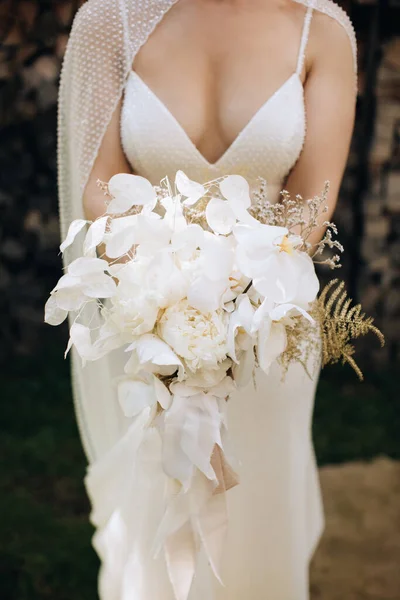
[0,2,399,600]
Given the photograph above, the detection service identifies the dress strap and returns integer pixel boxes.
[296,2,315,75]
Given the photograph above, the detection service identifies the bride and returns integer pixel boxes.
[58,0,357,598]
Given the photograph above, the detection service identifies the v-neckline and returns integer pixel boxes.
[128,70,303,168]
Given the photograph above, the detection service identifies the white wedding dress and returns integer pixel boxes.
[58,1,356,599]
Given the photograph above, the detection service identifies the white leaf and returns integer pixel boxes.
[175,171,205,205]
[180,401,218,481]
[68,257,109,277]
[53,288,87,311]
[44,295,68,326]
[83,216,108,256]
[170,224,204,258]
[127,334,182,368]
[161,396,195,488]
[220,175,251,208]
[118,379,156,417]
[69,323,95,360]
[60,219,88,253]
[107,174,156,214]
[53,273,80,292]
[105,225,137,258]
[205,197,236,234]
[82,274,117,298]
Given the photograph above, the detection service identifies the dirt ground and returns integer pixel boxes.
[310,458,400,600]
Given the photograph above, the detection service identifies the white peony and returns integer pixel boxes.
[108,281,159,337]
[158,299,228,372]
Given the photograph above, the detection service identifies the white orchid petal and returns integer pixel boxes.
[175,171,205,205]
[201,232,234,281]
[232,346,255,387]
[187,275,227,313]
[258,321,287,373]
[251,297,274,334]
[44,295,68,326]
[153,377,172,410]
[234,224,288,254]
[60,219,88,253]
[293,252,320,307]
[107,174,156,214]
[269,303,314,323]
[205,198,236,234]
[83,216,108,256]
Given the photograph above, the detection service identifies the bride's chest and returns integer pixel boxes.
[131,1,307,165]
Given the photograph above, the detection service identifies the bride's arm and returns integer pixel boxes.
[285,15,357,247]
[83,99,132,221]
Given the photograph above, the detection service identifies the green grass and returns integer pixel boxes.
[1,330,399,599]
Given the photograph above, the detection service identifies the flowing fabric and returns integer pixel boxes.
[57,1,357,598]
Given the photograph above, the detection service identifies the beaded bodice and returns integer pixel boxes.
[120,0,356,201]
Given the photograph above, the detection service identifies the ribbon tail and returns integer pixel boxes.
[164,520,197,600]
[195,492,227,585]
[195,445,240,584]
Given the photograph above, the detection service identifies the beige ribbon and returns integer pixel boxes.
[161,445,239,600]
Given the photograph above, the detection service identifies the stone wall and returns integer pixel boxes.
[365,38,400,361]
[0,1,398,366]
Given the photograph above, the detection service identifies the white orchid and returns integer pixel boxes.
[234,223,319,306]
[187,232,234,313]
[250,295,315,374]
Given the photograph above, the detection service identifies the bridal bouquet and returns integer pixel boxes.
[45,170,383,598]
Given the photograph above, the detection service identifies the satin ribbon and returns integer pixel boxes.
[155,444,239,600]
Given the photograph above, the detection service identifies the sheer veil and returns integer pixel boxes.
[58,0,179,463]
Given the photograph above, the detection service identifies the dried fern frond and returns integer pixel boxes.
[313,279,385,380]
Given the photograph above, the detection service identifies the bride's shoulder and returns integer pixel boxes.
[295,0,357,71]
[70,0,127,37]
